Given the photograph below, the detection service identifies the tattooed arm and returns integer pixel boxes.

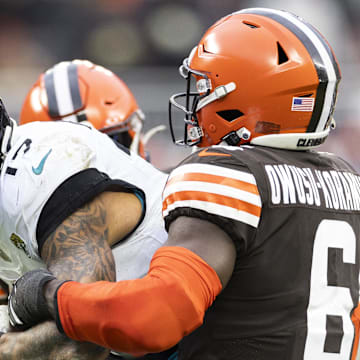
[42,193,116,284]
[0,191,142,360]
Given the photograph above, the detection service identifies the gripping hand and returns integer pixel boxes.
[8,269,56,330]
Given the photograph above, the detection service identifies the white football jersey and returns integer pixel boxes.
[0,121,168,286]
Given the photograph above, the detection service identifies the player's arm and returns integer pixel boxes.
[2,193,122,360]
[0,321,107,360]
[41,215,236,356]
[8,155,251,355]
[34,191,117,358]
[39,154,257,355]
[40,191,116,285]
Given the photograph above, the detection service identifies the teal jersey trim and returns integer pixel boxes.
[134,190,145,210]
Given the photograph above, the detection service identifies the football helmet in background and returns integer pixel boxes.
[169,8,341,150]
[20,60,147,157]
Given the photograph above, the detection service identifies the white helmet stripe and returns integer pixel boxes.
[43,69,59,117]
[236,8,340,133]
[52,62,77,121]
[44,61,81,122]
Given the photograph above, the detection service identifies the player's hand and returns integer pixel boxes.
[8,269,56,330]
[0,321,110,360]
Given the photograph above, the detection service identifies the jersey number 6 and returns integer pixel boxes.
[304,219,357,359]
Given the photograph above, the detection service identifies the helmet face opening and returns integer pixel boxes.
[169,58,210,147]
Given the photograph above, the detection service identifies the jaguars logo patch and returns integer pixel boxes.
[10,233,28,256]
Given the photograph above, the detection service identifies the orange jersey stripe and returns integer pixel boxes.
[352,305,360,360]
[163,190,261,217]
[166,172,259,195]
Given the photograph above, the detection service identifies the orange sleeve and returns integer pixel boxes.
[56,246,222,356]
[352,304,360,360]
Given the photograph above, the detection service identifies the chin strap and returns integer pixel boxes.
[222,127,251,146]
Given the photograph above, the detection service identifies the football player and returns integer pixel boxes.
[0,60,173,359]
[0,99,169,359]
[0,59,150,302]
[8,8,360,360]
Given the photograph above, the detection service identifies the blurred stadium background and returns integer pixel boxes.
[0,0,359,171]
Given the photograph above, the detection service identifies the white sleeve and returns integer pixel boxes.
[1,132,95,260]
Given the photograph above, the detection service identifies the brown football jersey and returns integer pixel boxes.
[163,145,360,360]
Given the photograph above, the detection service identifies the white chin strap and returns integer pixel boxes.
[196,82,236,111]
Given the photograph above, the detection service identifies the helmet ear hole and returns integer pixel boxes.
[217,110,244,122]
[277,42,289,65]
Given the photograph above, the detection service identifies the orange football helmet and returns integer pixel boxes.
[20,60,146,157]
[169,8,341,150]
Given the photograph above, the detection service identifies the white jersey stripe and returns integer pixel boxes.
[169,163,257,185]
[53,62,75,118]
[163,199,260,228]
[163,180,261,207]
